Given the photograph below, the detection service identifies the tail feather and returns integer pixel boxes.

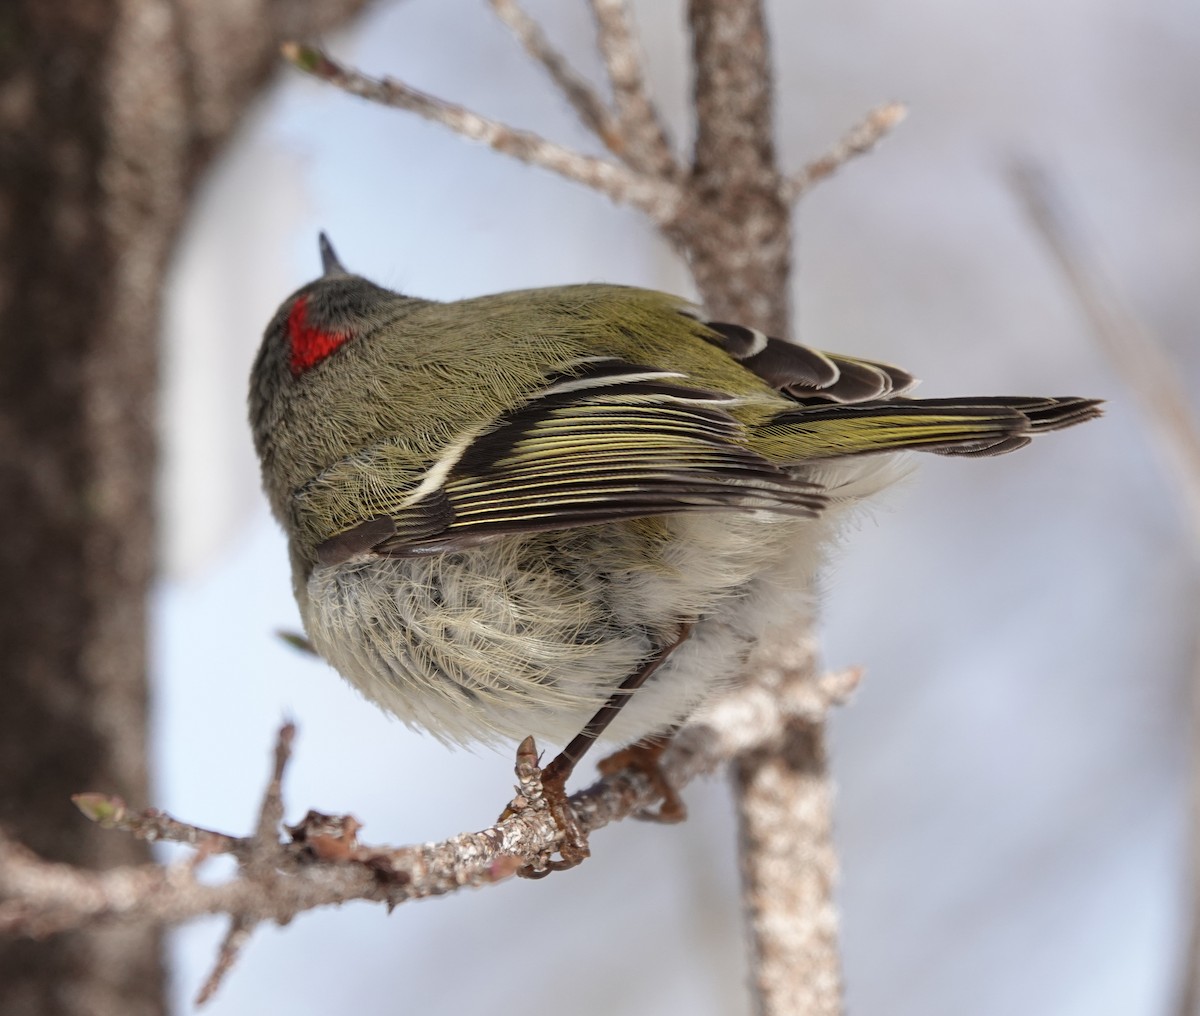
[756,396,1102,461]
[891,396,1104,433]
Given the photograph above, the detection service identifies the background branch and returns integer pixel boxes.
[487,0,621,151]
[587,0,679,177]
[1012,164,1200,545]
[281,43,683,224]
[3,662,852,1002]
[784,101,908,203]
[1012,162,1200,1016]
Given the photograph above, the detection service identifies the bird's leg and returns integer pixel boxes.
[543,621,694,787]
[514,623,693,876]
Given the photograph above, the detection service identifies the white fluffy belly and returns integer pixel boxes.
[303,512,824,747]
[301,456,907,749]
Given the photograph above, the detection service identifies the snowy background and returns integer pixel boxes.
[156,1,1197,1012]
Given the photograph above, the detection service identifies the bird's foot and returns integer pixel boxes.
[598,736,686,824]
[499,737,590,878]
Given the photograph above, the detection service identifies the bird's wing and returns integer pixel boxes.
[314,358,823,563]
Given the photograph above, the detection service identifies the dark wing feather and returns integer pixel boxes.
[317,359,825,562]
[692,317,917,403]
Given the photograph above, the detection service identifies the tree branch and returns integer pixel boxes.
[680,0,790,334]
[2,652,861,1003]
[784,101,908,203]
[732,634,845,1016]
[586,0,679,178]
[196,916,254,1006]
[681,3,848,1011]
[487,0,621,152]
[281,43,683,224]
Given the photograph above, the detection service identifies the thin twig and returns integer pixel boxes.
[191,722,297,1001]
[196,916,255,1006]
[1011,163,1200,547]
[587,0,679,177]
[3,665,856,941]
[784,101,908,203]
[71,794,254,861]
[254,721,294,849]
[281,43,682,224]
[487,0,622,151]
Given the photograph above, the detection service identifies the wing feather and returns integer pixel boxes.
[316,359,825,562]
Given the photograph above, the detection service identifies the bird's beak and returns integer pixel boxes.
[318,232,347,276]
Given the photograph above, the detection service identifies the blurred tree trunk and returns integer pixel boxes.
[0,2,369,1013]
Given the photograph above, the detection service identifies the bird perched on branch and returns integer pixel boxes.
[249,234,1100,811]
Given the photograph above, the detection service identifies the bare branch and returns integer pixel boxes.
[196,916,255,1006]
[688,0,778,198]
[784,101,908,203]
[71,793,253,861]
[1010,162,1200,1016]
[193,722,297,1000]
[726,632,844,1015]
[254,720,294,849]
[0,697,717,907]
[487,0,621,151]
[1,656,859,949]
[281,43,682,224]
[587,0,679,178]
[682,0,790,333]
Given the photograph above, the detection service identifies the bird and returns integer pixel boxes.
[249,234,1100,799]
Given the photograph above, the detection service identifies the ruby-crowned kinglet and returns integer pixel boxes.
[249,235,1099,771]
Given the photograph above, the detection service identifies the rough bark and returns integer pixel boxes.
[674,0,791,335]
[0,1,370,1013]
[678,5,844,1010]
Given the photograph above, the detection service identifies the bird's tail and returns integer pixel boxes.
[754,396,1102,461]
